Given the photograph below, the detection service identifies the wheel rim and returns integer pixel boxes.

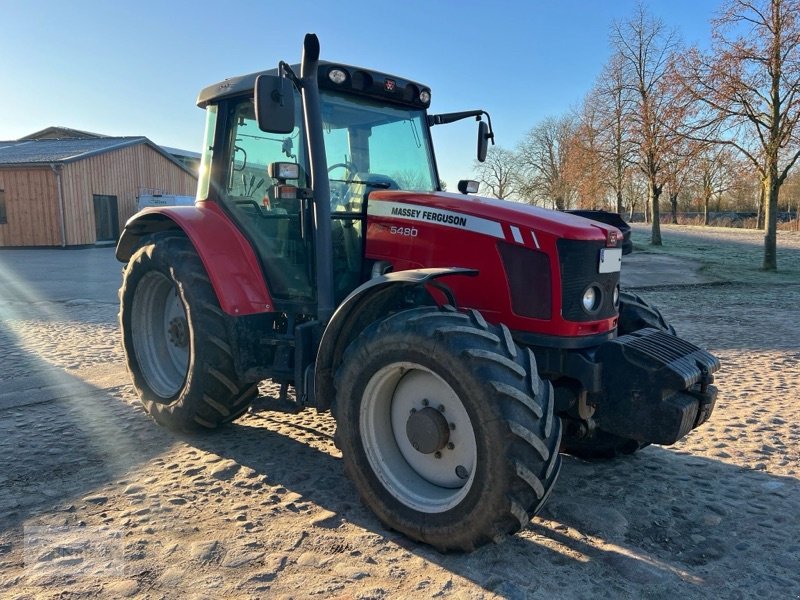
[131,271,190,399]
[360,362,477,513]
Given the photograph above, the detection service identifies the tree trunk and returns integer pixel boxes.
[616,189,624,214]
[795,198,799,232]
[670,193,678,224]
[703,192,711,226]
[757,185,765,230]
[763,172,779,271]
[650,181,663,245]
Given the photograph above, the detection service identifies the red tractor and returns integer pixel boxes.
[116,35,719,551]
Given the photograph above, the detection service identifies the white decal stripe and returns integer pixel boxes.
[530,229,541,249]
[510,226,523,244]
[368,200,505,239]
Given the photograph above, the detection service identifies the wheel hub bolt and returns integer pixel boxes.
[447,442,455,450]
[434,451,442,459]
[406,407,450,455]
[167,317,189,348]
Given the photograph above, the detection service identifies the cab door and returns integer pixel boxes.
[218,97,314,309]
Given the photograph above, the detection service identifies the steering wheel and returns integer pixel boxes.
[328,162,357,208]
[327,161,357,179]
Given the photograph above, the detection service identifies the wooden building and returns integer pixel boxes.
[0,134,197,247]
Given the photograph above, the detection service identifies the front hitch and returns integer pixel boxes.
[593,328,720,445]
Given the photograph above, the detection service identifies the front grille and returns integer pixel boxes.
[497,242,551,319]
[557,239,619,322]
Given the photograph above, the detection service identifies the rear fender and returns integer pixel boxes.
[313,267,477,411]
[116,204,273,316]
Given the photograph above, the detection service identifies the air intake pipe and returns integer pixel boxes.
[300,33,335,322]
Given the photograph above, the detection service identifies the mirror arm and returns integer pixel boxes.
[428,110,482,126]
[279,61,302,89]
[428,110,495,145]
[480,111,496,146]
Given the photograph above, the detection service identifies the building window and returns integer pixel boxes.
[0,189,6,224]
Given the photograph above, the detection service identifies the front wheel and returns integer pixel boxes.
[334,307,562,551]
[617,291,676,336]
[119,232,257,432]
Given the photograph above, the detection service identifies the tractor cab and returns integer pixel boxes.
[195,60,456,312]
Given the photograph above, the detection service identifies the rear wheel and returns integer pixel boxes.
[562,291,675,459]
[119,231,257,432]
[334,306,561,551]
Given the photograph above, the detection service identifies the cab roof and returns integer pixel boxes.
[197,61,431,110]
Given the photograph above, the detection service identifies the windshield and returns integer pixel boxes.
[320,91,438,201]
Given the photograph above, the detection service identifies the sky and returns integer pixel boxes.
[0,0,719,189]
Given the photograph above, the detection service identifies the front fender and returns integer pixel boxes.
[116,203,273,316]
[313,267,478,412]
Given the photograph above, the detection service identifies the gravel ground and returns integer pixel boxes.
[0,227,799,599]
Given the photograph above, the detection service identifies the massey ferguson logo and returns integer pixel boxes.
[384,78,396,92]
[391,206,468,227]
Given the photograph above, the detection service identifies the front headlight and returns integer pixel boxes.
[582,286,601,312]
[328,68,348,84]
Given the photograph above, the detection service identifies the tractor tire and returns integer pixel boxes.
[618,291,676,336]
[561,291,676,459]
[119,231,257,432]
[334,306,562,552]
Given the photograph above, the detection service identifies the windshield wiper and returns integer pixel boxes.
[329,179,391,188]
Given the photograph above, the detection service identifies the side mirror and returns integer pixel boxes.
[477,120,490,162]
[255,75,296,134]
[458,180,480,195]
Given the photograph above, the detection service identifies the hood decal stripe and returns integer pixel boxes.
[368,200,505,240]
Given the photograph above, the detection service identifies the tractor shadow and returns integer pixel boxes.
[0,347,174,537]
[185,390,800,598]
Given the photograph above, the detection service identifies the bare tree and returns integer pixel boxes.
[472,146,519,200]
[726,168,763,215]
[566,99,608,209]
[593,54,638,214]
[624,171,649,220]
[780,170,800,229]
[663,137,702,224]
[611,4,683,245]
[677,0,800,270]
[516,115,577,209]
[693,146,738,225]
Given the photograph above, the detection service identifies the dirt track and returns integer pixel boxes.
[1,226,799,599]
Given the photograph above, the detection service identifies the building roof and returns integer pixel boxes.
[19,126,108,140]
[0,137,196,177]
[161,145,201,160]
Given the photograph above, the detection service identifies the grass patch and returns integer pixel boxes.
[630,224,800,286]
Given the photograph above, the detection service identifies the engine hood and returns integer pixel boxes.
[368,190,618,242]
